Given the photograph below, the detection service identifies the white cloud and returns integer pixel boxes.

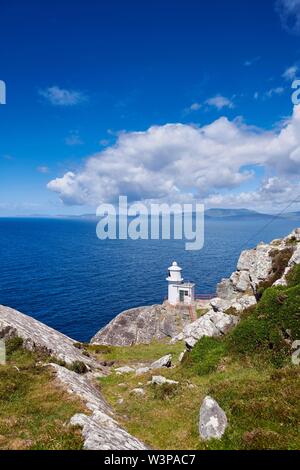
[47,106,300,211]
[204,176,300,212]
[276,0,300,35]
[283,65,299,81]
[39,86,87,106]
[65,131,84,146]
[254,87,286,101]
[244,56,261,67]
[37,166,50,174]
[265,86,285,98]
[183,102,202,115]
[205,95,234,110]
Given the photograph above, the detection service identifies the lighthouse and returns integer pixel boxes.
[166,261,195,306]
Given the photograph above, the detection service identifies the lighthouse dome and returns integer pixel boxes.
[168,261,182,272]
[167,261,183,283]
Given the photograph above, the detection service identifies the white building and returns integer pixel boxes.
[166,261,195,306]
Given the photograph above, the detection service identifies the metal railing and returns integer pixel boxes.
[195,294,216,300]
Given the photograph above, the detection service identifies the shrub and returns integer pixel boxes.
[184,337,227,376]
[286,264,300,288]
[152,382,179,400]
[5,336,24,356]
[229,280,300,367]
[69,361,88,374]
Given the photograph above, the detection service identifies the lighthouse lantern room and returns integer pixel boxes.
[166,261,195,306]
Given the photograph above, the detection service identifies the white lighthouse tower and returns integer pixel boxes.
[166,261,195,306]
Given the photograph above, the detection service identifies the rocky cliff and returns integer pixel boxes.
[0,305,147,450]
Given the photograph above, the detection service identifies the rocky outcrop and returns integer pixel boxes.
[0,306,148,449]
[180,310,239,349]
[199,396,228,441]
[0,305,100,369]
[91,304,191,346]
[211,228,300,314]
[50,363,147,450]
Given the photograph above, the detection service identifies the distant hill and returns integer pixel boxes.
[204,208,272,219]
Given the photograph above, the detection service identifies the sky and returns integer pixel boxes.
[1,0,300,215]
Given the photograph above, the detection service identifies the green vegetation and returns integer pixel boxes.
[85,339,185,365]
[98,264,300,450]
[0,338,85,450]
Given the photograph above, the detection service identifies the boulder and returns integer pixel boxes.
[131,388,145,396]
[178,351,186,362]
[151,376,178,385]
[91,304,189,347]
[216,279,236,300]
[210,297,232,312]
[150,354,172,369]
[135,367,150,376]
[183,310,239,349]
[234,271,252,293]
[115,366,135,375]
[199,396,228,441]
[231,295,257,312]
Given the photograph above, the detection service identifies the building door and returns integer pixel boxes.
[179,290,184,302]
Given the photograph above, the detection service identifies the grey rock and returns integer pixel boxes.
[178,351,186,362]
[170,332,184,343]
[288,244,300,267]
[135,367,150,376]
[151,375,178,385]
[115,366,135,374]
[237,249,257,272]
[235,271,252,293]
[216,279,236,300]
[210,297,232,312]
[50,363,110,414]
[91,304,190,347]
[231,295,257,312]
[70,411,147,450]
[199,396,228,441]
[0,305,99,369]
[150,354,172,369]
[183,310,239,349]
[51,364,147,450]
[131,388,145,396]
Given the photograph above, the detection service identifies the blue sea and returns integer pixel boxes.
[0,216,299,342]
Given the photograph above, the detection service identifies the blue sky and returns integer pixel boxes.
[1,0,300,215]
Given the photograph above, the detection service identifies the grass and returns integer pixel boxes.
[85,339,185,366]
[97,265,300,450]
[0,338,85,450]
